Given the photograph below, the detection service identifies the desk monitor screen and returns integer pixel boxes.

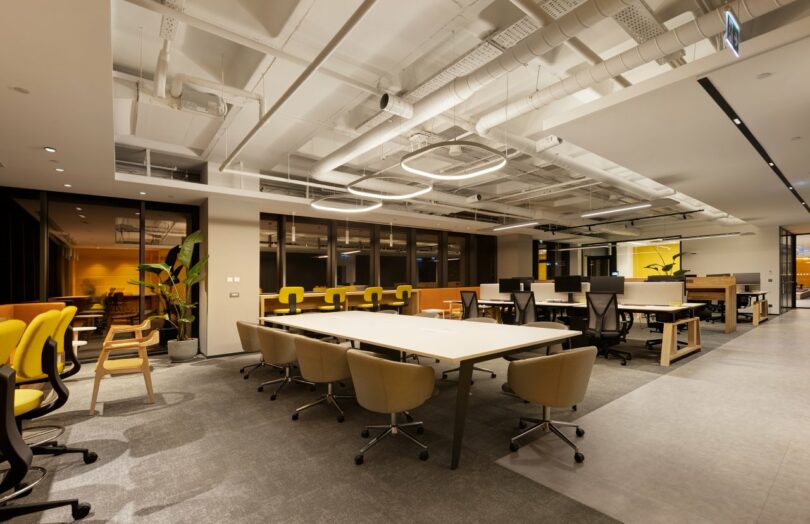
[590,276,625,294]
[707,273,731,277]
[734,272,760,285]
[554,276,582,293]
[499,278,521,294]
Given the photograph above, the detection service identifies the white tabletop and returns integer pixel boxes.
[738,291,767,296]
[450,299,704,313]
[260,311,579,362]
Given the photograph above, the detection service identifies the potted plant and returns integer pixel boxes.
[130,230,208,362]
[644,248,689,276]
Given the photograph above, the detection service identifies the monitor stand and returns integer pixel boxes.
[568,292,575,304]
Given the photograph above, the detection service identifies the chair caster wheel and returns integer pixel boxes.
[243,375,249,380]
[416,426,424,435]
[490,373,496,378]
[83,452,98,464]
[270,394,277,401]
[518,420,526,429]
[621,361,627,366]
[509,442,519,452]
[571,405,578,411]
[419,450,429,461]
[354,454,364,465]
[257,386,264,392]
[576,428,585,437]
[574,452,585,463]
[291,413,299,421]
[441,373,448,380]
[361,429,370,438]
[337,415,345,423]
[73,502,91,519]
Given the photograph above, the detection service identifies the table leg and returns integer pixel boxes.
[450,360,474,469]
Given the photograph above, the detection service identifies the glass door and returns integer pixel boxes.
[780,227,796,310]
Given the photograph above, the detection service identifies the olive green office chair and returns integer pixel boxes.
[357,287,383,312]
[274,287,305,315]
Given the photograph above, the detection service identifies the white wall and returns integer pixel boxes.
[199,195,260,356]
[682,226,780,313]
[497,234,534,278]
[616,243,633,277]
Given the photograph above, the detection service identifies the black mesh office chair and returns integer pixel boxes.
[585,292,631,366]
[0,365,92,521]
[511,291,536,325]
[460,291,480,319]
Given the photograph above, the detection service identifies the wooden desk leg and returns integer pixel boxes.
[660,323,676,366]
[753,300,768,326]
[753,301,761,326]
[451,361,474,469]
[724,298,736,334]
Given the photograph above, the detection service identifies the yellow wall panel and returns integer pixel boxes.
[632,243,681,278]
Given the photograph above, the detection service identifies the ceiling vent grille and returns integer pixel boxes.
[539,0,587,19]
[612,1,686,66]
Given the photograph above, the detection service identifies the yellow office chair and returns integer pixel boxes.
[16,306,80,384]
[386,285,412,313]
[343,285,357,292]
[7,312,98,464]
[89,319,159,415]
[357,286,383,312]
[312,286,328,292]
[274,286,305,315]
[318,287,346,312]
[0,320,25,369]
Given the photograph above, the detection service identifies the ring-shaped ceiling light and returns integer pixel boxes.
[400,140,507,181]
[345,174,432,201]
[310,195,382,214]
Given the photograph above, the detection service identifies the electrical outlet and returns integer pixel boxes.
[227,277,234,283]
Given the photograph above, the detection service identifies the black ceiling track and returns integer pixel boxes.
[697,77,809,214]
[539,209,704,233]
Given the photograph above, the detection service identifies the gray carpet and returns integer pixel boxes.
[13,317,753,523]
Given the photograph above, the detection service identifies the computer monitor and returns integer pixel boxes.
[498,278,521,294]
[590,276,625,294]
[734,273,760,285]
[554,276,582,303]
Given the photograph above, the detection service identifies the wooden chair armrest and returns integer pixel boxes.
[107,319,151,335]
[104,330,160,350]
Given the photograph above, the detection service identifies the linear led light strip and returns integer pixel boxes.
[580,203,652,218]
[400,141,507,181]
[492,221,539,231]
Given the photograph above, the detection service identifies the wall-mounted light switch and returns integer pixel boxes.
[227,277,234,283]
[229,292,240,298]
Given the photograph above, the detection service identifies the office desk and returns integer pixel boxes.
[739,291,768,326]
[261,311,579,469]
[686,277,736,333]
[260,290,420,316]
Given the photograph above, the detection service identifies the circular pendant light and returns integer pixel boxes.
[346,174,432,201]
[310,195,382,214]
[400,140,507,181]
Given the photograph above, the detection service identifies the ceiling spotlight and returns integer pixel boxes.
[63,184,72,188]
[55,168,64,172]
[789,186,794,190]
[768,162,774,167]
[732,118,742,125]
[492,221,539,232]
[44,146,57,153]
[581,202,652,218]
[139,191,146,195]
[75,207,82,211]
[78,214,85,219]
[135,212,140,216]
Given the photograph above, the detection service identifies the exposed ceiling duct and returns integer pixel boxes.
[475,0,798,134]
[309,0,637,179]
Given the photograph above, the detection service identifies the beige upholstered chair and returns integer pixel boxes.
[506,346,597,462]
[236,321,265,379]
[347,349,434,465]
[255,327,314,399]
[291,336,354,423]
[441,316,497,381]
[504,321,568,361]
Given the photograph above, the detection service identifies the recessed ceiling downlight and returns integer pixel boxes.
[310,195,382,214]
[44,146,57,153]
[55,168,64,172]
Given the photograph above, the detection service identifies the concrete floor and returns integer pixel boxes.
[498,309,810,524]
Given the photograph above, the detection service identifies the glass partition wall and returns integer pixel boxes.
[260,213,496,291]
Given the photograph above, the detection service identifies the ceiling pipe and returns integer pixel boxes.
[476,0,797,134]
[170,74,266,115]
[124,0,380,97]
[509,0,631,89]
[219,0,378,172]
[154,40,171,98]
[309,0,636,179]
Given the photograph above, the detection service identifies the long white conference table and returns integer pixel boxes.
[261,310,580,469]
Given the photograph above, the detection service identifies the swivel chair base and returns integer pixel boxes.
[442,365,496,382]
[0,467,91,521]
[355,412,428,465]
[257,365,315,400]
[291,383,354,423]
[240,359,284,380]
[509,406,585,463]
[20,424,98,465]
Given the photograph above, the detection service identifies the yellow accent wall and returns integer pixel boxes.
[632,243,681,278]
[70,248,166,296]
[797,257,810,289]
[537,263,547,280]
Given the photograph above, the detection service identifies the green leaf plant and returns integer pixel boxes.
[129,230,208,341]
[643,248,689,277]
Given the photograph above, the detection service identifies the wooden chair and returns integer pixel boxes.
[89,319,159,415]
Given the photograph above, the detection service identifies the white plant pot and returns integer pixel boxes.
[167,338,198,362]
